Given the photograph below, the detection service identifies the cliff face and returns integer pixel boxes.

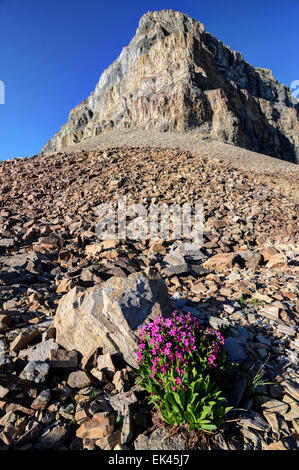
[42,10,299,163]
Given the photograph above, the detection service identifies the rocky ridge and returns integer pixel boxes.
[0,147,298,450]
[42,9,299,163]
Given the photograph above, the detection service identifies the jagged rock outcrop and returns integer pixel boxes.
[42,9,299,163]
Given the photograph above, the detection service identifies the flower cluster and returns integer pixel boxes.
[137,311,232,431]
[137,311,225,392]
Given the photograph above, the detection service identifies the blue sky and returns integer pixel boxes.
[0,0,298,160]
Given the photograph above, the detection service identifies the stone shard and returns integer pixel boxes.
[49,349,79,368]
[42,10,299,164]
[202,253,239,271]
[224,337,247,362]
[10,328,41,353]
[23,339,59,362]
[19,361,50,384]
[54,273,172,368]
[76,412,115,439]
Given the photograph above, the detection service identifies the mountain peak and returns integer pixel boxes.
[42,10,299,163]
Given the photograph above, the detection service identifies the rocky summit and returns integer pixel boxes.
[0,144,298,450]
[42,9,299,163]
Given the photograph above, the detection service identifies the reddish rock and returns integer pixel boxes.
[76,412,115,439]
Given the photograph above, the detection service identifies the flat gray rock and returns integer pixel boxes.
[23,339,59,362]
[19,361,50,383]
[148,428,185,450]
[224,337,247,362]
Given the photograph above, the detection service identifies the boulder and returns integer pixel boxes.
[54,273,172,368]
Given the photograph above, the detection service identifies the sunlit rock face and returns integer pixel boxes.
[42,9,299,163]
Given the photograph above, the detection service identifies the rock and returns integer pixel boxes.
[262,246,279,261]
[0,385,9,399]
[191,282,207,294]
[266,253,288,269]
[75,404,90,425]
[76,412,115,439]
[238,250,262,269]
[0,411,16,427]
[95,430,121,450]
[19,361,50,383]
[242,427,260,448]
[97,353,116,381]
[82,438,97,450]
[54,273,172,368]
[134,434,150,450]
[101,240,119,251]
[263,409,280,433]
[202,253,238,271]
[15,421,42,447]
[89,396,111,413]
[81,347,100,371]
[121,411,133,444]
[56,278,73,294]
[49,349,78,368]
[90,368,109,384]
[224,337,247,362]
[5,403,35,416]
[112,370,126,393]
[59,403,76,420]
[31,389,51,410]
[10,328,40,352]
[262,399,290,416]
[67,370,92,389]
[266,440,290,450]
[24,339,59,362]
[0,270,35,285]
[85,243,103,257]
[260,306,280,320]
[0,238,14,248]
[238,410,270,432]
[162,264,189,276]
[38,425,70,450]
[109,391,137,414]
[282,394,299,422]
[225,379,247,408]
[280,379,299,401]
[292,418,299,434]
[256,333,271,346]
[209,316,229,330]
[138,428,186,450]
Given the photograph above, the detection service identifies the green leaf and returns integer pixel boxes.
[199,405,212,420]
[165,393,181,414]
[199,422,217,431]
